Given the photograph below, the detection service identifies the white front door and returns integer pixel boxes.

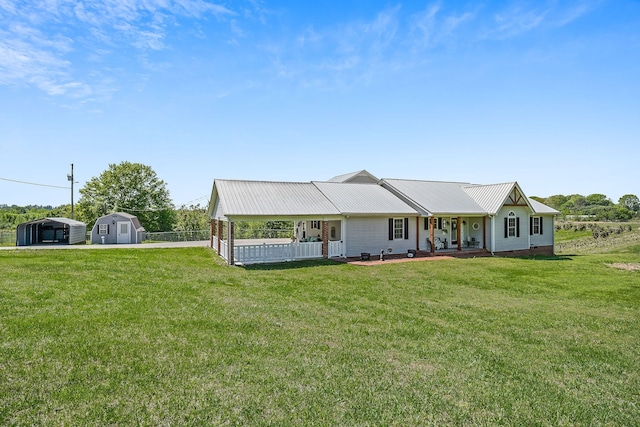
[116,221,130,244]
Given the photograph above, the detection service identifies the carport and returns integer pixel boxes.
[16,218,87,246]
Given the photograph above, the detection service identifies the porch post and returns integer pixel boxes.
[217,220,223,254]
[429,217,435,253]
[228,221,235,265]
[457,216,462,251]
[415,217,420,250]
[483,217,487,250]
[321,221,329,258]
[210,219,215,248]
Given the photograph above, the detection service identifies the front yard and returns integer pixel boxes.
[1,247,639,425]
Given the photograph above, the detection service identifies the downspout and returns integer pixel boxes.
[341,217,347,258]
[490,215,495,255]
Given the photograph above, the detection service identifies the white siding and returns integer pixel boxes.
[494,206,530,252]
[530,215,555,248]
[345,217,416,257]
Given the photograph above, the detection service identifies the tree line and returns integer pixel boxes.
[4,162,638,232]
[531,193,639,221]
[1,162,209,233]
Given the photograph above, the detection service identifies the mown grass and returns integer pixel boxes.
[1,247,639,425]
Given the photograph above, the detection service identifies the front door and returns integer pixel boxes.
[451,218,458,245]
[117,221,130,244]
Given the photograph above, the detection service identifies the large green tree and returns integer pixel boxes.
[77,162,175,231]
[619,194,640,212]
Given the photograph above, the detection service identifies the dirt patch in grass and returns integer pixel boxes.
[607,263,640,271]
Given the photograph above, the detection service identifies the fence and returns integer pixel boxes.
[234,242,324,265]
[144,230,210,242]
[0,231,15,245]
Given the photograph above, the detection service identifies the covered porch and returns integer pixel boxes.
[210,219,344,265]
[422,215,488,253]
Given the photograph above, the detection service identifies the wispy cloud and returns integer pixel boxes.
[0,0,235,98]
[487,1,599,39]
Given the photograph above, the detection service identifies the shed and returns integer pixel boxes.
[16,218,87,246]
[90,212,145,244]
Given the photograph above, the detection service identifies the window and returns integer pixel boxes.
[532,217,540,234]
[531,217,543,235]
[508,212,516,237]
[388,218,409,240]
[310,221,321,229]
[99,224,108,235]
[394,218,404,239]
[330,226,336,238]
[504,212,520,238]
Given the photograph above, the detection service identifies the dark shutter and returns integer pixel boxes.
[516,217,520,237]
[530,217,533,235]
[504,218,508,238]
[438,218,442,229]
[107,224,110,234]
[424,218,428,230]
[388,218,394,240]
[540,217,543,235]
[404,218,409,239]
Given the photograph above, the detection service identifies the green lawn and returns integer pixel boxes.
[1,247,639,425]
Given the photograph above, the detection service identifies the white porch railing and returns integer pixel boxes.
[212,239,344,265]
[235,242,323,264]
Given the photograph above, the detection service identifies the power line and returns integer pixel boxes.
[0,177,69,190]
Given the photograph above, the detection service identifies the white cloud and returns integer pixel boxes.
[0,0,236,98]
[488,1,599,39]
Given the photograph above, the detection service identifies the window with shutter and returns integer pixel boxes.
[390,218,407,240]
[531,217,542,235]
[507,212,516,237]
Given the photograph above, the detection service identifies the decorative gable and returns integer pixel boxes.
[504,187,528,207]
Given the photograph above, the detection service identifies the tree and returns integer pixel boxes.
[174,204,209,232]
[619,194,640,212]
[77,162,175,231]
[585,193,612,206]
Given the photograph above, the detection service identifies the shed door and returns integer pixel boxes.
[117,221,130,244]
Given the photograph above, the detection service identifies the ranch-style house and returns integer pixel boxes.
[207,170,559,265]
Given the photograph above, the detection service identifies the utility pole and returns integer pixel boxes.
[67,164,75,219]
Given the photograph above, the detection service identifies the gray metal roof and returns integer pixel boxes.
[213,179,340,217]
[381,179,486,215]
[99,212,145,231]
[21,217,86,227]
[462,182,518,215]
[313,181,417,215]
[528,198,560,214]
[327,170,378,183]
[210,173,559,220]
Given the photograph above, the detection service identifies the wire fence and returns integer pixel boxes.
[234,228,294,240]
[143,230,211,242]
[0,230,15,245]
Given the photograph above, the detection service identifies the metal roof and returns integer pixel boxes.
[20,217,86,227]
[313,181,417,215]
[327,170,378,183]
[210,174,559,220]
[381,179,486,215]
[213,179,340,217]
[99,212,145,231]
[528,198,560,214]
[462,182,519,215]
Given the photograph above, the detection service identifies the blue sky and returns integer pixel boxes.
[1,0,639,208]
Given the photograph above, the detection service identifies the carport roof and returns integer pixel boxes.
[19,217,86,227]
